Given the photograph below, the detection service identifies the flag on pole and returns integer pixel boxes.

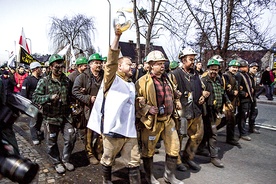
[57,44,70,56]
[19,28,30,54]
[7,53,16,68]
[19,47,38,65]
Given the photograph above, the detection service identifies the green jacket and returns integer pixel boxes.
[33,72,72,125]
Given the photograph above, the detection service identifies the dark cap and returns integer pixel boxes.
[3,70,9,75]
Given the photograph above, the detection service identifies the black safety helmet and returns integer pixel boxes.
[249,62,259,68]
[238,59,249,67]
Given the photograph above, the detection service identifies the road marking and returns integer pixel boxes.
[255,123,276,131]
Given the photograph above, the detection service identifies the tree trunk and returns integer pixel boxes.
[133,0,142,64]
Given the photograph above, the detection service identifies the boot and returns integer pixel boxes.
[89,155,100,165]
[176,155,187,171]
[102,165,113,184]
[129,167,141,184]
[211,158,224,168]
[163,155,184,184]
[142,157,160,184]
[183,159,201,171]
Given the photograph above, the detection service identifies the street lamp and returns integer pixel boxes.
[5,50,10,60]
[26,38,32,54]
[107,0,111,46]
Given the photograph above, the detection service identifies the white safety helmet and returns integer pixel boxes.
[146,50,167,63]
[44,61,49,67]
[178,47,197,59]
[30,61,42,70]
[211,55,224,62]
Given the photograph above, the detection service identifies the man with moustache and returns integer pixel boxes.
[87,27,141,184]
[72,54,104,165]
[68,57,88,142]
[170,47,208,171]
[218,60,241,146]
[136,50,183,184]
[248,62,260,134]
[33,54,76,174]
[236,59,254,141]
[68,57,88,83]
[201,58,233,168]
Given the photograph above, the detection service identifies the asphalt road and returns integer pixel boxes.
[175,103,276,184]
[4,103,276,184]
[255,103,276,131]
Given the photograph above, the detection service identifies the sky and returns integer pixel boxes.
[0,0,138,64]
[0,0,275,66]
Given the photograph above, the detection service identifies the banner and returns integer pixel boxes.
[19,46,38,65]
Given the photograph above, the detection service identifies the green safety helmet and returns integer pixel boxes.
[211,55,224,62]
[207,58,220,68]
[75,57,88,65]
[88,53,104,62]
[102,56,107,62]
[228,60,240,67]
[170,60,179,70]
[49,54,64,65]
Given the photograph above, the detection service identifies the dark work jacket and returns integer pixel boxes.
[249,72,257,103]
[171,68,203,119]
[20,75,40,101]
[235,71,253,103]
[132,68,148,83]
[260,70,272,85]
[1,75,14,104]
[72,69,104,120]
[222,71,238,102]
[0,78,4,105]
[68,70,81,83]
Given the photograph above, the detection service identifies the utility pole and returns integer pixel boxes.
[107,0,111,46]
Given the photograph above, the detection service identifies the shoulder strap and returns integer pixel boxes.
[42,76,49,95]
[222,74,229,90]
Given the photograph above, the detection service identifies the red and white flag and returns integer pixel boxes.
[19,28,30,54]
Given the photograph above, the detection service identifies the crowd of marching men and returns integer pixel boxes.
[1,28,275,184]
